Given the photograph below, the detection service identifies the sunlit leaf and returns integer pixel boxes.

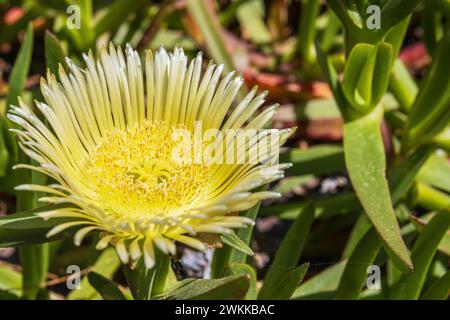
[344,105,411,272]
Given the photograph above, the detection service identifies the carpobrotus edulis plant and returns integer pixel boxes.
[8,44,293,268]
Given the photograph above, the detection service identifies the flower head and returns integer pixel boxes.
[8,44,293,268]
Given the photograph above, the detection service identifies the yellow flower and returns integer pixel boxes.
[8,44,293,268]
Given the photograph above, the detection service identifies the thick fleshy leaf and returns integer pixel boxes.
[44,31,66,76]
[186,0,235,73]
[0,263,22,299]
[134,250,170,300]
[341,214,371,258]
[258,203,315,299]
[315,38,347,108]
[282,144,345,176]
[291,260,347,300]
[391,209,450,299]
[388,145,434,204]
[211,202,261,278]
[6,23,33,110]
[297,0,321,63]
[0,206,76,247]
[220,232,254,256]
[417,151,450,193]
[411,214,450,256]
[342,43,373,111]
[263,263,309,300]
[381,0,422,32]
[344,105,411,272]
[389,59,417,112]
[404,27,450,149]
[416,183,450,211]
[342,43,393,113]
[236,0,271,44]
[421,270,450,300]
[94,0,148,37]
[87,272,127,300]
[335,228,381,299]
[157,274,250,300]
[3,23,33,170]
[68,247,121,300]
[261,191,360,219]
[228,263,257,300]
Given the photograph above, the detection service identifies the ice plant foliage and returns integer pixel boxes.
[8,44,293,268]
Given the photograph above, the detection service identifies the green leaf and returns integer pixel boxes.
[186,0,235,73]
[68,247,121,300]
[211,202,261,278]
[265,263,309,300]
[236,0,271,44]
[342,43,393,113]
[410,213,450,256]
[87,272,127,300]
[134,249,170,300]
[344,105,412,273]
[421,270,450,300]
[157,274,250,300]
[281,144,345,176]
[342,143,430,261]
[0,263,22,298]
[391,209,450,299]
[342,43,373,110]
[261,191,360,219]
[335,228,382,299]
[291,260,347,299]
[416,183,450,211]
[421,2,443,54]
[0,205,76,247]
[44,31,66,76]
[228,263,257,300]
[297,0,321,64]
[388,145,434,204]
[258,203,315,299]
[404,27,450,149]
[389,59,418,112]
[341,214,371,258]
[381,0,421,32]
[6,23,33,110]
[220,232,254,256]
[315,39,347,109]
[417,151,450,193]
[3,22,32,169]
[320,11,341,52]
[370,43,394,108]
[273,175,315,195]
[95,0,148,37]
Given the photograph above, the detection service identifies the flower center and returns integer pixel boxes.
[84,121,209,223]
